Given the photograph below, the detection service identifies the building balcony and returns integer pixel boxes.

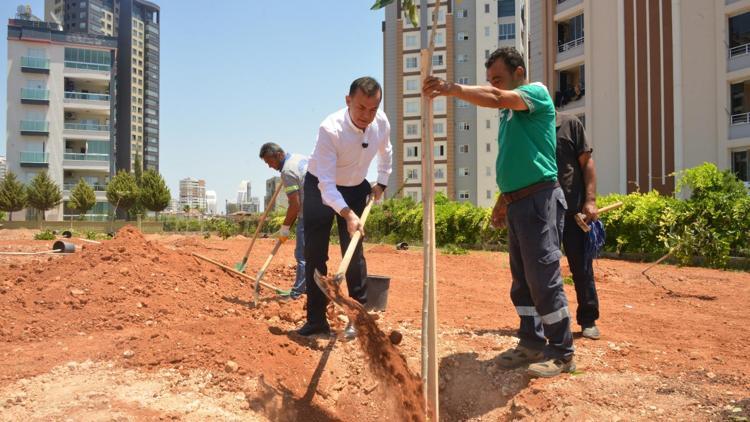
[20,120,49,136]
[19,151,49,167]
[62,153,110,171]
[20,56,50,73]
[63,61,111,80]
[729,43,750,73]
[63,122,110,138]
[63,182,107,192]
[64,91,111,111]
[730,112,750,139]
[20,88,50,105]
[557,37,584,63]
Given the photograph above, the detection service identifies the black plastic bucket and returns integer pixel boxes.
[62,230,73,238]
[365,275,391,311]
[52,240,76,253]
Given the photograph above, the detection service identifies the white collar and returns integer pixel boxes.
[345,108,366,134]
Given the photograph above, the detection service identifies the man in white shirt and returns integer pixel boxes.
[297,77,393,338]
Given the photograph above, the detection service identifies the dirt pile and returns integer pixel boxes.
[319,277,426,421]
[0,226,262,342]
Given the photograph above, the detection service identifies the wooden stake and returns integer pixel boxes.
[192,252,284,292]
[236,181,283,273]
[420,4,440,414]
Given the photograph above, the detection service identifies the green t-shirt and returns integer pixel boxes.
[496,82,558,193]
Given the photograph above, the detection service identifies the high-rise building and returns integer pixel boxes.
[383,0,529,207]
[205,190,217,215]
[45,0,160,173]
[528,0,750,193]
[5,12,117,221]
[179,177,206,211]
[0,156,7,181]
[265,176,288,212]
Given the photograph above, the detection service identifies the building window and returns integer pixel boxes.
[457,32,469,41]
[485,3,491,13]
[406,56,418,69]
[405,101,419,114]
[457,54,470,63]
[498,0,515,17]
[486,167,492,176]
[432,54,444,66]
[458,77,470,84]
[485,26,491,37]
[459,145,469,153]
[485,49,490,59]
[435,144,446,158]
[458,122,471,131]
[434,97,446,114]
[499,23,516,40]
[459,191,470,200]
[406,145,419,158]
[435,168,445,180]
[733,150,749,182]
[435,32,444,46]
[407,168,419,180]
[486,143,492,152]
[406,123,419,136]
[460,168,470,176]
[486,120,491,129]
[457,9,468,18]
[456,99,470,108]
[433,121,445,136]
[405,34,418,49]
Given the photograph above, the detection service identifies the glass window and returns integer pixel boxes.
[406,57,418,69]
[485,3,491,13]
[432,54,444,67]
[459,145,469,153]
[729,12,750,48]
[733,150,749,181]
[498,0,515,17]
[499,23,516,40]
[457,54,469,63]
[406,79,419,92]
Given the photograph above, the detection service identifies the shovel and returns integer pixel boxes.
[235,182,283,272]
[253,238,289,306]
[313,195,375,309]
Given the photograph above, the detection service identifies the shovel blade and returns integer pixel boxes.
[313,269,346,307]
[234,262,246,272]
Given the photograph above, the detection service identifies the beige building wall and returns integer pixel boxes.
[529,0,750,196]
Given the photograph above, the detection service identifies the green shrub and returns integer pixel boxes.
[34,229,55,240]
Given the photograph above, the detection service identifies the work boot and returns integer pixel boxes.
[343,323,357,340]
[527,357,576,378]
[497,345,545,369]
[296,322,330,337]
[582,325,601,340]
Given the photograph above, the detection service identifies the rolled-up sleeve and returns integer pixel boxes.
[313,126,348,214]
[376,120,393,186]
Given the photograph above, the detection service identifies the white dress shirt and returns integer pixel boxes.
[307,107,393,214]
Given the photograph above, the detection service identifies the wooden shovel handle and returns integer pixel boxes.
[239,181,283,268]
[598,201,624,214]
[335,195,375,277]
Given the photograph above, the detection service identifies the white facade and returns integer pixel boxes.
[205,190,217,215]
[178,177,206,211]
[6,19,115,221]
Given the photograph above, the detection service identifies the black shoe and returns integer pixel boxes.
[343,323,357,340]
[296,322,330,337]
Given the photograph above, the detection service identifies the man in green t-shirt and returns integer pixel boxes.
[423,47,574,378]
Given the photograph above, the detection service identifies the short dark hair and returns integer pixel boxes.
[259,142,284,159]
[349,76,382,97]
[485,47,526,76]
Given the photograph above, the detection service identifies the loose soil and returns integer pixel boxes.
[0,227,748,421]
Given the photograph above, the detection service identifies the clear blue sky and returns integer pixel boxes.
[1,1,386,212]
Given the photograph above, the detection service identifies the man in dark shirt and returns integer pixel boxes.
[556,112,601,340]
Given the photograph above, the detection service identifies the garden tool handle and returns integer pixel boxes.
[336,195,375,277]
[239,182,283,268]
